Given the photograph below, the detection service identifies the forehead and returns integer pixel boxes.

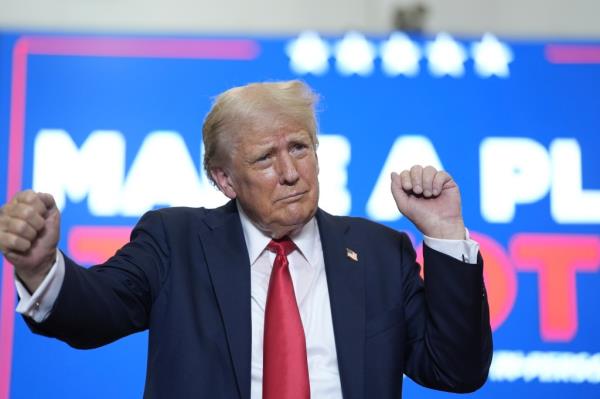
[232,113,313,148]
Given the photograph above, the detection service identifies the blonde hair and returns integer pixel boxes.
[202,80,319,184]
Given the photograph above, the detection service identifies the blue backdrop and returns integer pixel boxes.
[0,31,599,398]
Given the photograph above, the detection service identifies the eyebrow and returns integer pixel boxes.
[252,131,311,147]
[285,131,312,143]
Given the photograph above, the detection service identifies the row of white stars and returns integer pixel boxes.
[286,31,513,78]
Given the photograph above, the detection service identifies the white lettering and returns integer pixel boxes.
[550,139,600,223]
[480,137,551,223]
[366,135,443,221]
[120,131,225,216]
[33,129,125,215]
[490,350,600,384]
[34,130,354,217]
[317,135,351,215]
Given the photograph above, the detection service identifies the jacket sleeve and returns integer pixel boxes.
[402,235,493,393]
[24,210,170,349]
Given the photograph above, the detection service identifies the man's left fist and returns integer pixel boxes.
[391,165,465,240]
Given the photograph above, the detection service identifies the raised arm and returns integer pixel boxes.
[391,165,492,391]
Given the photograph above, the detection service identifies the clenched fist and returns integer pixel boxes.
[0,190,60,292]
[391,165,465,240]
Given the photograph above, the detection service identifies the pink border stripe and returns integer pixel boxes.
[0,35,259,399]
[0,37,29,399]
[546,44,600,64]
[27,37,260,59]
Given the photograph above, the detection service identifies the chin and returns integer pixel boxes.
[288,209,316,226]
[269,197,317,228]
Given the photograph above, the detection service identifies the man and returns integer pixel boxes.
[0,80,492,398]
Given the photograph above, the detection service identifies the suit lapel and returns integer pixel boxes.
[197,204,366,399]
[198,201,251,399]
[317,209,365,399]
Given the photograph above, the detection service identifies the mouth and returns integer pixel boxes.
[277,191,308,203]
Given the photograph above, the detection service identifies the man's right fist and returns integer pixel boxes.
[0,190,60,292]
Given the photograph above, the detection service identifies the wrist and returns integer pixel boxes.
[16,250,56,293]
[424,220,466,240]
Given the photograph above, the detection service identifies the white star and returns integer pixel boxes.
[471,33,513,78]
[380,32,421,77]
[286,31,330,75]
[334,31,376,76]
[425,32,467,77]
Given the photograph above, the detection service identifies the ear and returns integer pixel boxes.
[211,167,237,199]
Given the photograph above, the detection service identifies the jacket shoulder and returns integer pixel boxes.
[323,212,407,240]
[145,202,234,226]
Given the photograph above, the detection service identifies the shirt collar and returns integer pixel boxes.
[237,202,319,267]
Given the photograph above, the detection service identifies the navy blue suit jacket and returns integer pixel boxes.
[27,200,492,398]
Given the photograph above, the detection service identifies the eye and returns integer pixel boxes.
[290,142,309,154]
[254,152,272,163]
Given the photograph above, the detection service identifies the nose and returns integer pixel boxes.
[277,152,300,185]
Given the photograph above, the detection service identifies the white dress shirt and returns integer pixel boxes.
[15,207,479,399]
[239,206,343,399]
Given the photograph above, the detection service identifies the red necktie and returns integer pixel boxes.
[262,237,310,399]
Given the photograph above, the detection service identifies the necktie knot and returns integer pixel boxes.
[267,237,296,257]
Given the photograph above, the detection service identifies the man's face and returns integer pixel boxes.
[212,115,319,238]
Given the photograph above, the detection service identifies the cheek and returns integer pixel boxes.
[240,172,279,203]
[301,161,319,185]
[239,168,275,188]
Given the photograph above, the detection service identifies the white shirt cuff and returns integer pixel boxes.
[15,251,66,323]
[423,228,479,264]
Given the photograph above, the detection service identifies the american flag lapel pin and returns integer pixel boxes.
[346,248,358,262]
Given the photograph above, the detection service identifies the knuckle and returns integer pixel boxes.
[8,235,20,249]
[20,205,34,219]
[9,218,23,234]
[3,203,13,214]
[20,190,35,202]
[7,203,20,216]
[13,219,31,236]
